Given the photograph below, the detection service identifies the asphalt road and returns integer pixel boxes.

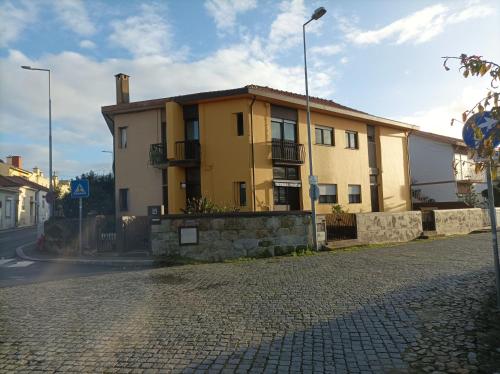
[0,226,37,258]
[0,226,141,288]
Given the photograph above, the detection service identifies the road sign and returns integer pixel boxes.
[462,111,500,150]
[70,179,90,199]
[309,184,320,201]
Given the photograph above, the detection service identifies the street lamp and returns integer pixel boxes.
[303,7,326,251]
[21,65,53,217]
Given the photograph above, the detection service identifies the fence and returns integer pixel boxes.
[325,213,357,241]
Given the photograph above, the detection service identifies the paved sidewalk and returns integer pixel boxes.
[1,233,500,373]
[16,242,156,266]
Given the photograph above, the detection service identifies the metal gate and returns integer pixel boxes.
[120,216,151,252]
[421,209,436,231]
[326,213,357,241]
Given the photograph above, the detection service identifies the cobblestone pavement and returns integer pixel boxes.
[1,233,499,373]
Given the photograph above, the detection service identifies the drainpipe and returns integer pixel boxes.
[250,96,257,211]
[405,130,414,210]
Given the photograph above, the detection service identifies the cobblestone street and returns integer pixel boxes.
[1,233,499,373]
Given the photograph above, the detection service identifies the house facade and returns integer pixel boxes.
[408,130,486,207]
[0,156,51,228]
[102,75,415,217]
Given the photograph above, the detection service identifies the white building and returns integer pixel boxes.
[409,130,486,208]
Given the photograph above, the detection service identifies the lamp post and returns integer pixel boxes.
[21,65,53,217]
[303,7,326,251]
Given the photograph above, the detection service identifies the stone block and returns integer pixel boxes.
[211,218,225,230]
[199,230,220,242]
[221,230,238,241]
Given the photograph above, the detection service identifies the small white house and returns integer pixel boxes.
[408,130,486,208]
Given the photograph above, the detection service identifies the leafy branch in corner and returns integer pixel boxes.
[442,54,500,167]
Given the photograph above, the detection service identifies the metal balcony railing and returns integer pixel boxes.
[271,139,305,164]
[175,140,201,163]
[149,143,167,167]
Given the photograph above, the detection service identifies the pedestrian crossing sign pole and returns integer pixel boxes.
[70,179,90,255]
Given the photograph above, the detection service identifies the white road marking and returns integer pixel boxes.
[6,261,35,268]
[0,259,15,266]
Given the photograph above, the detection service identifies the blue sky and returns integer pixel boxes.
[0,0,499,179]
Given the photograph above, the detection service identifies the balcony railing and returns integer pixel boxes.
[149,143,167,168]
[271,139,305,164]
[172,140,201,166]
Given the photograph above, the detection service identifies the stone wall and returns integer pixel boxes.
[434,208,500,235]
[356,211,423,244]
[151,211,312,261]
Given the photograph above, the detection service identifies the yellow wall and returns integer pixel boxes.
[379,127,411,211]
[114,109,163,216]
[200,99,252,210]
[305,111,372,213]
[166,101,187,213]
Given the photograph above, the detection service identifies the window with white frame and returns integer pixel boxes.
[315,126,334,146]
[345,131,359,149]
[318,184,337,203]
[119,127,127,148]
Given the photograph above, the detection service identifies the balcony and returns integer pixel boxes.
[149,143,168,168]
[271,140,305,165]
[170,140,201,167]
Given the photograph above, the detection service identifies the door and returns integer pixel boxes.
[288,187,300,211]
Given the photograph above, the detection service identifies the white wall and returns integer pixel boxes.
[409,135,458,202]
[0,189,18,229]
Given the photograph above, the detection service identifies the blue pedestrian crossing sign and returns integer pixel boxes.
[71,179,90,199]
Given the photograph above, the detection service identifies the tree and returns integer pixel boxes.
[57,171,114,218]
[443,54,500,165]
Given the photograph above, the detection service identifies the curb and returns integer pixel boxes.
[16,242,156,267]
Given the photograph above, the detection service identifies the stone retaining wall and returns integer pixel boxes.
[434,208,500,235]
[151,212,312,261]
[356,211,423,244]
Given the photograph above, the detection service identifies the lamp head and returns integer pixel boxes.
[21,65,32,70]
[311,7,327,20]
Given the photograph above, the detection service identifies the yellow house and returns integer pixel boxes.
[102,75,416,217]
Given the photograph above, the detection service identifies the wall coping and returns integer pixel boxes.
[355,211,421,217]
[161,210,312,220]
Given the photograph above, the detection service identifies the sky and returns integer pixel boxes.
[0,0,499,179]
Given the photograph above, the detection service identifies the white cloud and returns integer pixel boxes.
[53,0,96,36]
[109,4,173,58]
[79,40,96,49]
[0,1,38,47]
[205,0,257,32]
[398,85,485,138]
[0,42,336,177]
[343,2,495,45]
[268,0,308,53]
[310,44,343,56]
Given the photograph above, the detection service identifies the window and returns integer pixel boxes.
[315,126,334,146]
[319,184,337,204]
[185,119,199,140]
[273,166,299,180]
[119,127,127,148]
[348,184,362,203]
[345,131,358,149]
[272,119,297,142]
[119,188,129,211]
[236,112,244,136]
[235,182,247,206]
[5,199,12,218]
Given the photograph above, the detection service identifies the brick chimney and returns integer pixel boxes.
[6,155,22,169]
[115,73,130,104]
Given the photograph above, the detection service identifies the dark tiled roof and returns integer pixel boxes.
[101,84,365,114]
[247,85,367,114]
[0,175,49,191]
